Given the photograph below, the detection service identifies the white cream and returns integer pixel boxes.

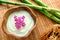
[7,10,34,37]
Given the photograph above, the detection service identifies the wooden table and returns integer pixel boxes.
[0,0,60,40]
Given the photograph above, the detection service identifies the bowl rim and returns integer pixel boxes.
[2,6,38,38]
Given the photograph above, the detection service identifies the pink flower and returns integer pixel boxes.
[14,16,18,21]
[22,22,26,27]
[15,23,21,30]
[22,16,25,19]
[14,16,26,30]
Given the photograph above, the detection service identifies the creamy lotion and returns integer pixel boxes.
[7,10,34,37]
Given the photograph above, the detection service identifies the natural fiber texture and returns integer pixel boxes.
[47,24,60,40]
[0,0,60,40]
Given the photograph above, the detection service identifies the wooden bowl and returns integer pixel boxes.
[2,6,37,38]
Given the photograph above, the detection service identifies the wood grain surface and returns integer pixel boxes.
[0,0,60,40]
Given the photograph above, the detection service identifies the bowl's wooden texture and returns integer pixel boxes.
[0,0,60,40]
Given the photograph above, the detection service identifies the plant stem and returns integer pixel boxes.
[21,0,60,23]
[34,0,60,18]
[0,0,60,23]
[0,0,60,12]
[34,0,47,7]
[21,0,32,5]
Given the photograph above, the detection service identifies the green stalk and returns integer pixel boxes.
[0,0,60,23]
[21,0,60,12]
[34,0,60,18]
[21,0,60,23]
[0,0,60,12]
[50,10,60,18]
[34,0,47,7]
[21,0,32,5]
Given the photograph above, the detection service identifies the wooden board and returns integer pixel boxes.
[0,0,60,40]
